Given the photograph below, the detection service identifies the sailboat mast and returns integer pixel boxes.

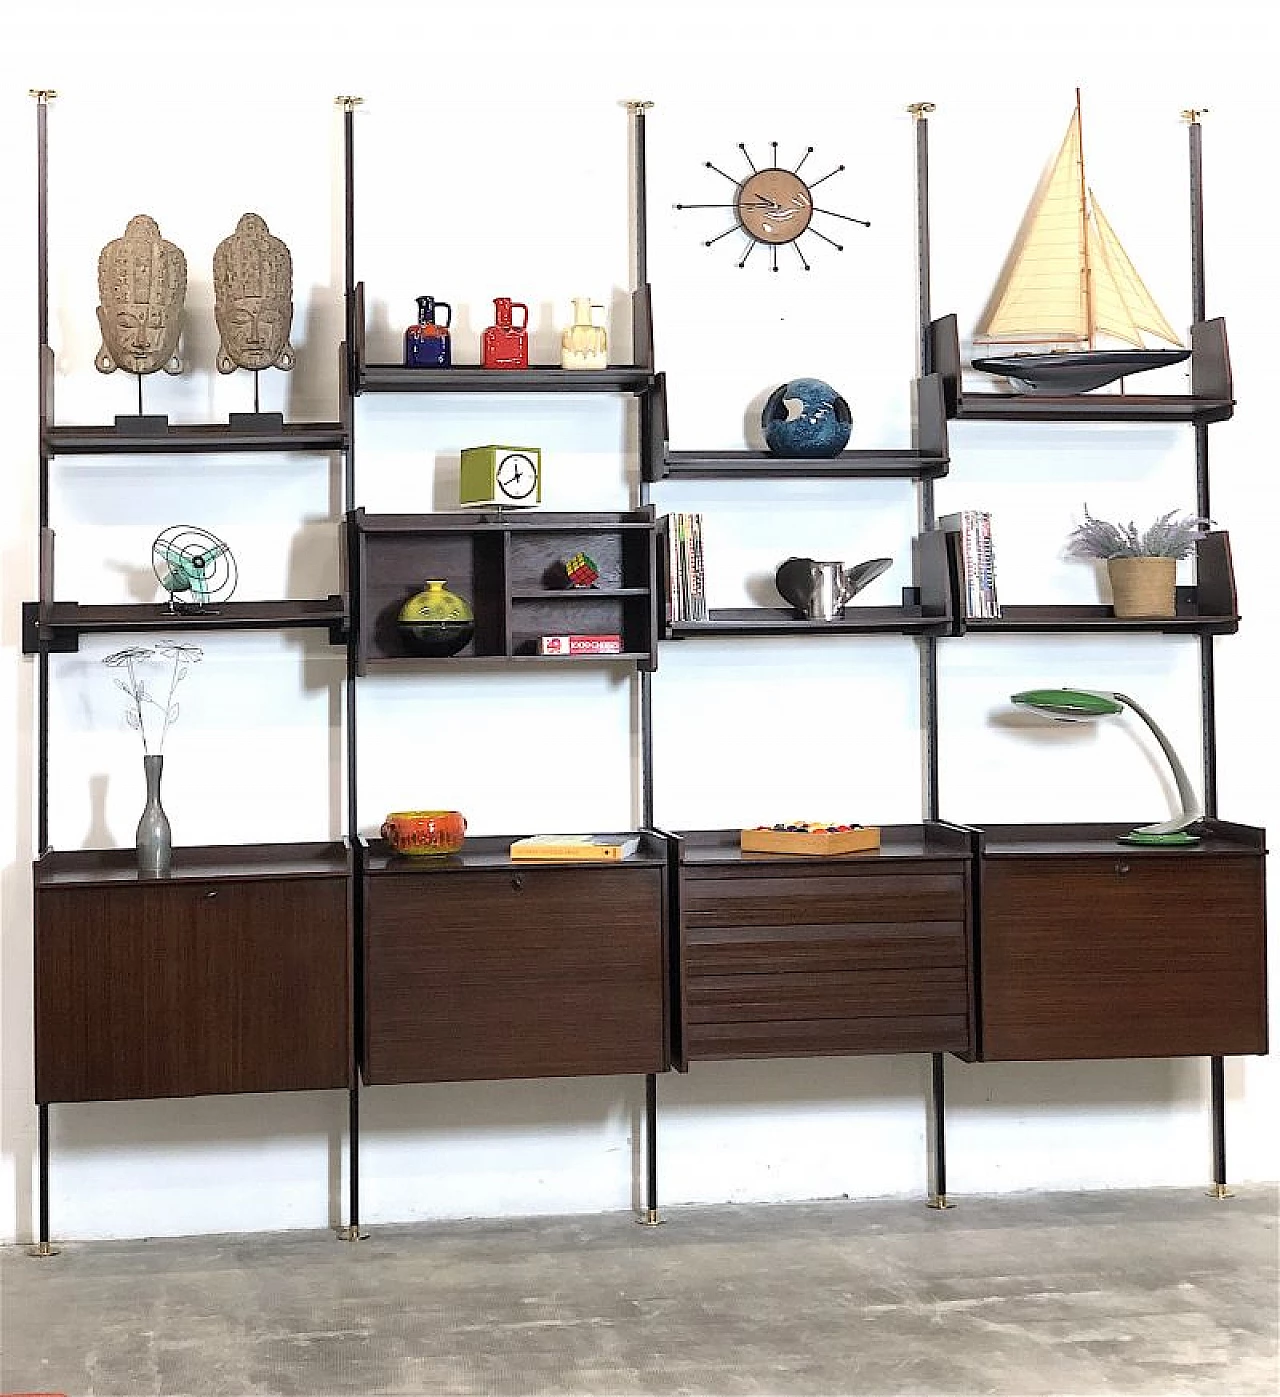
[1075,86,1094,349]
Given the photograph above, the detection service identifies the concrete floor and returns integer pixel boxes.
[2,1187,1277,1396]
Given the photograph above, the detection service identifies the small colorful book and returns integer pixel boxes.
[510,834,642,861]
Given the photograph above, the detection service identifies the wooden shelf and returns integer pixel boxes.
[350,508,659,670]
[666,604,951,639]
[927,315,1235,424]
[917,529,1239,637]
[23,597,348,653]
[645,373,950,481]
[352,281,656,395]
[44,420,349,455]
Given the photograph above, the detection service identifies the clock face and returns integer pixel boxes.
[676,142,868,270]
[736,169,813,245]
[496,451,538,500]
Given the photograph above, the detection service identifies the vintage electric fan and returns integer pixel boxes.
[151,525,238,612]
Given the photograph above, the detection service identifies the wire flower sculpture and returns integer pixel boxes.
[103,642,203,754]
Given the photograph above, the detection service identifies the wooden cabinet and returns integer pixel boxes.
[34,844,352,1103]
[673,826,975,1065]
[975,823,1268,1062]
[362,835,670,1084]
[350,509,658,670]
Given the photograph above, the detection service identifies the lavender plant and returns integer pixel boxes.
[103,642,203,754]
[1065,505,1213,560]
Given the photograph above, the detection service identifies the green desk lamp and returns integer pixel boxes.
[1010,687,1202,846]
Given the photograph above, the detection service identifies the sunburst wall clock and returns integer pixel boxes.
[676,142,869,271]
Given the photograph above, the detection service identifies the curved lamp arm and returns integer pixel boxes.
[1111,691,1202,834]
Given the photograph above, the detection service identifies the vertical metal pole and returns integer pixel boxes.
[1184,108,1229,1200]
[337,96,366,1241]
[926,1053,952,1209]
[30,90,59,1257]
[637,1072,661,1225]
[629,100,653,291]
[29,1104,58,1256]
[911,103,952,1211]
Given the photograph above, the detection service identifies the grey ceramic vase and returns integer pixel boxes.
[136,753,172,875]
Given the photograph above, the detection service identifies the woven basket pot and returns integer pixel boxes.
[1107,556,1177,619]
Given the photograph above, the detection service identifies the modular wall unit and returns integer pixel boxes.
[22,95,1268,1253]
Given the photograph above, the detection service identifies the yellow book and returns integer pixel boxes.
[510,834,641,862]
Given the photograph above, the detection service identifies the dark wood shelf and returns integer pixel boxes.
[351,508,658,671]
[359,365,653,394]
[351,281,656,396]
[646,373,949,481]
[927,315,1234,424]
[360,832,668,874]
[667,604,951,639]
[35,841,351,887]
[674,822,974,865]
[23,597,348,653]
[43,421,349,455]
[918,529,1238,637]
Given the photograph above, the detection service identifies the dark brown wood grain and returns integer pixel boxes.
[363,864,668,1084]
[35,874,350,1102]
[677,844,974,1064]
[979,853,1268,1060]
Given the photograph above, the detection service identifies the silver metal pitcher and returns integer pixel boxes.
[806,561,852,621]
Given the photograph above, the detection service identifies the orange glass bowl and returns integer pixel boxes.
[380,809,467,856]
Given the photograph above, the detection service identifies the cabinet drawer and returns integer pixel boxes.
[35,877,350,1103]
[980,854,1268,1060]
[679,864,972,1062]
[682,871,966,926]
[364,865,667,1083]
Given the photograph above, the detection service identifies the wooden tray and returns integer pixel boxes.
[740,826,881,856]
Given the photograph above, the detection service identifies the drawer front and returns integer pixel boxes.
[35,877,350,1103]
[364,865,666,1083]
[980,855,1268,1060]
[680,865,971,1061]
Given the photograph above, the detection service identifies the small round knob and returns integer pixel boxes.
[1115,861,1131,876]
[511,874,524,892]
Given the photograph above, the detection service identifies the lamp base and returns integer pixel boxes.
[1117,829,1201,847]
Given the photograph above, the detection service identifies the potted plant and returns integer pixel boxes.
[1065,505,1213,619]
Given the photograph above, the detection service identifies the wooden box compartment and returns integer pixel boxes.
[350,509,657,669]
[674,825,974,1064]
[975,822,1268,1061]
[34,843,352,1104]
[362,835,669,1083]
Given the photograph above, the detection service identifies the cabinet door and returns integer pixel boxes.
[36,877,350,1102]
[364,866,666,1083]
[979,855,1268,1060]
[681,865,972,1060]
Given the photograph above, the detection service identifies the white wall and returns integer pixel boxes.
[2,1,1276,1242]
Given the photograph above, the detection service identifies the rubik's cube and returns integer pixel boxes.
[563,551,600,587]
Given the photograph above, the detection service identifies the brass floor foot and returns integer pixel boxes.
[927,1194,955,1210]
[635,1209,664,1227]
[336,1224,369,1241]
[27,1241,60,1257]
[1206,1183,1235,1200]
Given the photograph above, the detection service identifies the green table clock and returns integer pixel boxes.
[460,445,542,508]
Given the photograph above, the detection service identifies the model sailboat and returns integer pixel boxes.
[971,91,1191,394]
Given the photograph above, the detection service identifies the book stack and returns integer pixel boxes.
[509,834,641,861]
[938,510,1000,619]
[665,512,708,622]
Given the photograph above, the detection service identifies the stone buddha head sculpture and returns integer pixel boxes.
[95,215,188,375]
[212,213,295,373]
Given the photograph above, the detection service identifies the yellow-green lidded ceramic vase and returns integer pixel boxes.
[397,579,475,657]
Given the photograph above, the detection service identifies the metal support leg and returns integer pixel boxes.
[338,1084,368,1239]
[1206,1056,1233,1199]
[637,1073,662,1225]
[28,1103,59,1257]
[926,1053,953,1209]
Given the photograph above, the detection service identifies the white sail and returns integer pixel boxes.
[1088,194,1184,348]
[975,98,1184,351]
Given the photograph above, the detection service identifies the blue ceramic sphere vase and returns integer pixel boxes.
[762,378,852,458]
